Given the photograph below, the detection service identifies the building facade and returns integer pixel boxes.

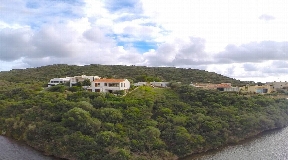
[150,82,170,87]
[240,84,274,94]
[88,79,130,93]
[69,75,101,87]
[266,81,288,90]
[134,82,148,86]
[48,78,71,87]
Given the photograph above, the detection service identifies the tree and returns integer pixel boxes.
[62,107,101,134]
[68,86,81,92]
[82,79,91,86]
[47,85,66,92]
[76,82,82,87]
[95,108,123,123]
[114,90,125,96]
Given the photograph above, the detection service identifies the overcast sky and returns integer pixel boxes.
[1,0,288,82]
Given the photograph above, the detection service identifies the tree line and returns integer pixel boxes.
[0,64,250,86]
[1,81,288,159]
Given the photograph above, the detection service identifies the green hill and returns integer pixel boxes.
[1,83,288,159]
[0,64,250,86]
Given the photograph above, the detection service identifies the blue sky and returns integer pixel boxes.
[1,0,288,82]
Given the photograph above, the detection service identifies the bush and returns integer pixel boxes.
[47,85,67,92]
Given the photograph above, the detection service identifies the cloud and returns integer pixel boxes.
[259,14,275,21]
[104,0,143,14]
[243,63,258,71]
[0,28,32,61]
[117,41,158,53]
[2,0,288,83]
[144,37,212,66]
[262,67,288,74]
[0,0,84,29]
[0,18,150,69]
[29,25,83,58]
[115,14,147,22]
[83,27,112,44]
[26,1,41,9]
[215,41,288,63]
[272,61,288,68]
[0,25,79,61]
[83,0,167,54]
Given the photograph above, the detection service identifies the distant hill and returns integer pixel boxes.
[0,64,250,86]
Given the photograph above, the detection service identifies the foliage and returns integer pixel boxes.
[82,79,91,86]
[0,68,286,160]
[46,85,67,92]
[0,64,250,85]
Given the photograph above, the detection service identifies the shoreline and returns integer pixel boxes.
[1,126,285,160]
[180,127,285,160]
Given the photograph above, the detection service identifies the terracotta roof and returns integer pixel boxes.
[216,84,231,88]
[93,79,125,83]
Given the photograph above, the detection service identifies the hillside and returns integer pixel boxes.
[0,64,250,86]
[1,84,288,159]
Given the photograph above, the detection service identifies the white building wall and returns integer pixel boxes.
[119,79,130,90]
[266,82,288,89]
[88,79,130,93]
[48,78,71,87]
[70,75,101,87]
[134,82,147,86]
[150,82,169,87]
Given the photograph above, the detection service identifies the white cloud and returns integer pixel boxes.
[144,37,212,66]
[215,41,288,63]
[243,63,258,71]
[259,14,275,21]
[0,27,32,61]
[1,0,288,82]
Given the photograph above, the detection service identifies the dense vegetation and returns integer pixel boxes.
[0,64,251,86]
[1,78,288,159]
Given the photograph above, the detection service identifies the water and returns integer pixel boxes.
[183,127,288,160]
[0,136,54,160]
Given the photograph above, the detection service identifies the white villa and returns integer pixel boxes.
[134,82,148,86]
[87,79,130,93]
[69,75,101,87]
[150,82,170,88]
[48,75,100,87]
[134,82,170,87]
[48,77,71,87]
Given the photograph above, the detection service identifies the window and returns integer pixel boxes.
[105,83,107,86]
[121,83,123,87]
[124,83,125,87]
[109,83,119,87]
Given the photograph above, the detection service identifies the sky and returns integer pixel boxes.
[1,0,288,82]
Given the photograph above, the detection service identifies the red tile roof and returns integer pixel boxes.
[216,84,231,88]
[93,79,125,83]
